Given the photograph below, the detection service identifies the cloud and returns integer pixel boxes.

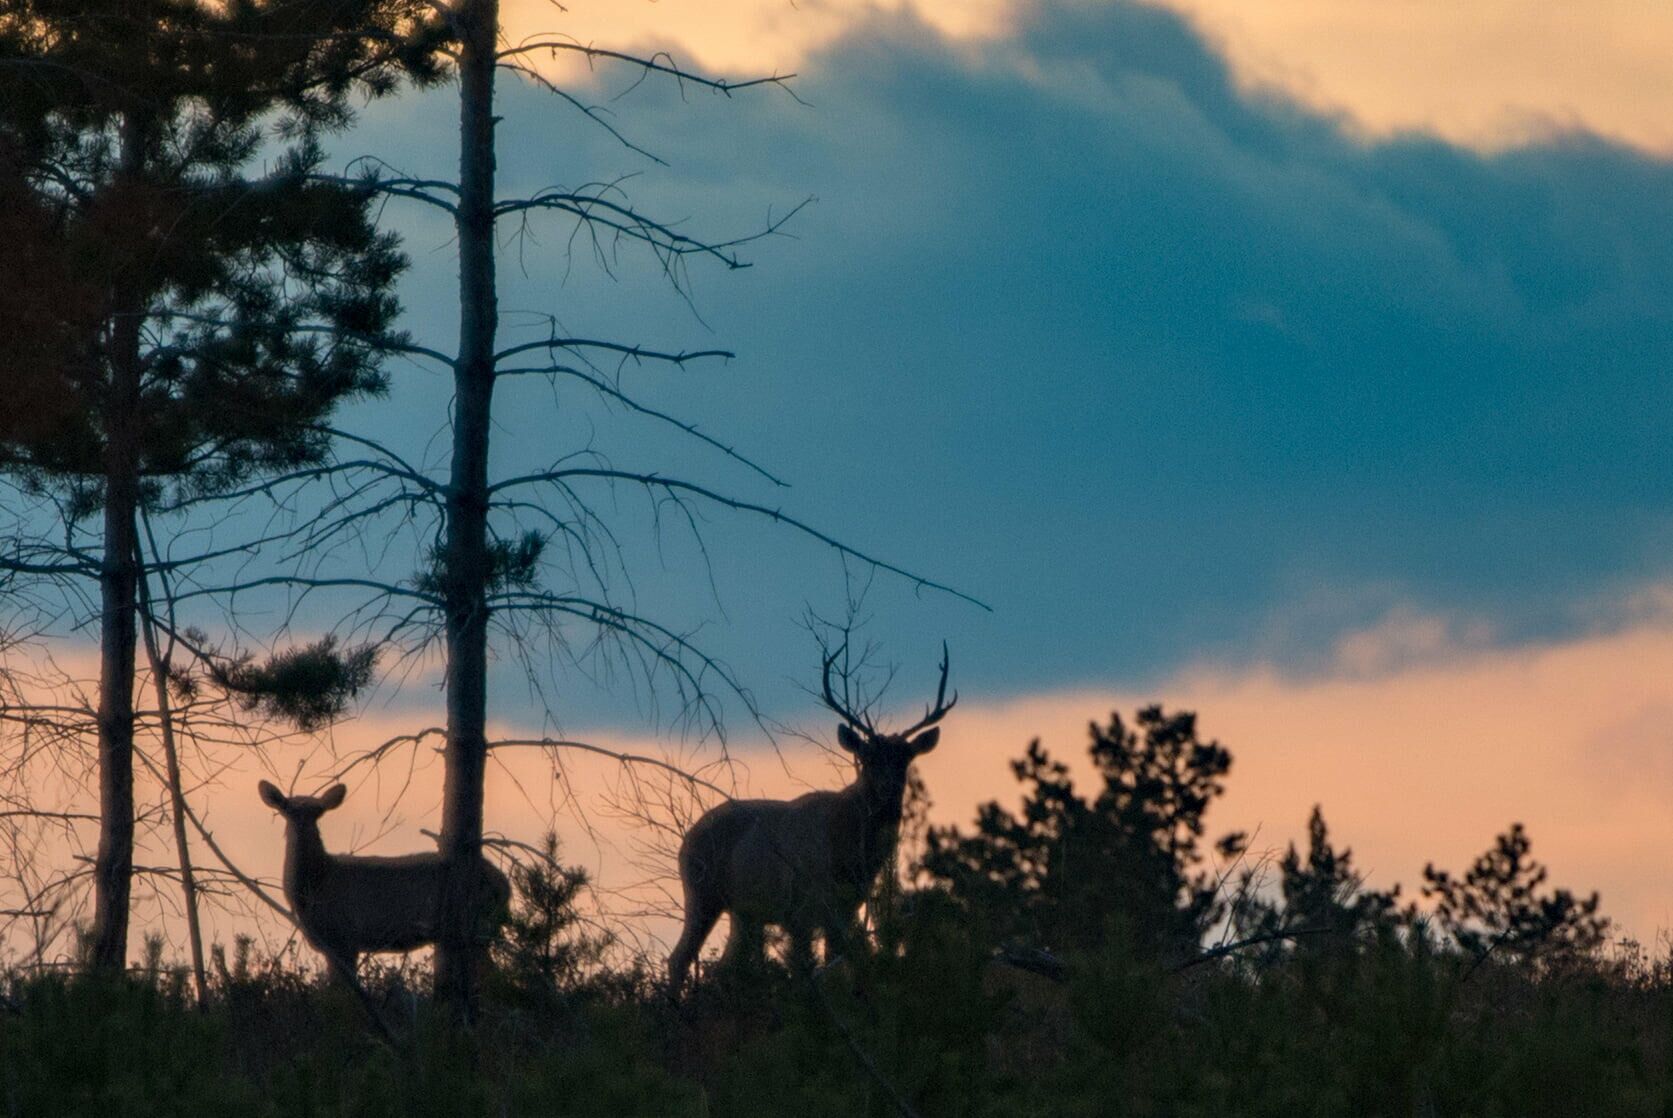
[500,0,1012,78]
[504,0,1673,155]
[321,0,1673,724]
[1162,0,1673,153]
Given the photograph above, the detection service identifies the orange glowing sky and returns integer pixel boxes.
[57,595,1673,965]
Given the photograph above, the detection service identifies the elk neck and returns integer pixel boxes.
[282,816,331,884]
[844,761,909,834]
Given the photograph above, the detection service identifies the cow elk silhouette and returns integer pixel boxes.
[258,781,510,983]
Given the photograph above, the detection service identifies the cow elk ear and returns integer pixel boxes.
[909,727,941,756]
[836,723,868,758]
[258,781,288,812]
[319,784,348,811]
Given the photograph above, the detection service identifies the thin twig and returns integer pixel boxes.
[1170,927,1332,973]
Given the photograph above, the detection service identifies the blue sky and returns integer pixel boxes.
[319,0,1673,733]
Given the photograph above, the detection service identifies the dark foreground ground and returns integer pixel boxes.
[5,925,1672,1118]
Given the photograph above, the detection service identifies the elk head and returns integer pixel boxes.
[822,641,957,821]
[258,780,346,823]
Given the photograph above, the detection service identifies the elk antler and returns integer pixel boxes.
[821,642,878,737]
[897,641,958,739]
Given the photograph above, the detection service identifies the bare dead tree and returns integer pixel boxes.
[135,536,209,1008]
[152,0,990,1018]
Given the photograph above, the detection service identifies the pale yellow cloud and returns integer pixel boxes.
[502,0,1673,154]
[1164,0,1673,152]
[500,0,1011,78]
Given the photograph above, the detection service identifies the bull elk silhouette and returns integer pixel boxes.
[257,781,510,982]
[668,645,956,991]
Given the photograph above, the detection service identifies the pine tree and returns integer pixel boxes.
[1233,805,1404,962]
[1423,823,1609,969]
[923,706,1241,965]
[0,0,426,972]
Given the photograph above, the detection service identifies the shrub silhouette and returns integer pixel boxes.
[1422,822,1609,968]
[489,832,635,1010]
[2,705,1656,1116]
[921,705,1241,965]
[1236,805,1406,958]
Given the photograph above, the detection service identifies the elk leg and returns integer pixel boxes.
[668,899,723,992]
[324,946,359,987]
[720,915,764,971]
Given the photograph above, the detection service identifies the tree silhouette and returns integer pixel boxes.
[0,0,420,971]
[1422,823,1608,969]
[1234,805,1404,960]
[922,706,1240,965]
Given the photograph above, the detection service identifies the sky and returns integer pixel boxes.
[346,0,1673,707]
[306,0,1673,946]
[14,0,1673,959]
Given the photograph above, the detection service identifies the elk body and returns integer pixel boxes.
[668,648,955,991]
[257,781,510,982]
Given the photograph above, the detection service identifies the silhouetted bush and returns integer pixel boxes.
[489,832,629,1011]
[1422,822,1610,970]
[1234,804,1408,962]
[921,706,1242,966]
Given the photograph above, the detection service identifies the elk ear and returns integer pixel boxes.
[319,784,348,811]
[258,781,287,811]
[836,723,868,758]
[908,727,941,756]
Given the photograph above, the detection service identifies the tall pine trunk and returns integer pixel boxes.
[90,431,138,973]
[434,0,499,1011]
[87,109,146,974]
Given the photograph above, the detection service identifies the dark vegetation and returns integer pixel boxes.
[3,707,1665,1117]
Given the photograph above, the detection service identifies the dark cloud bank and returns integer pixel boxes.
[349,0,1673,724]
